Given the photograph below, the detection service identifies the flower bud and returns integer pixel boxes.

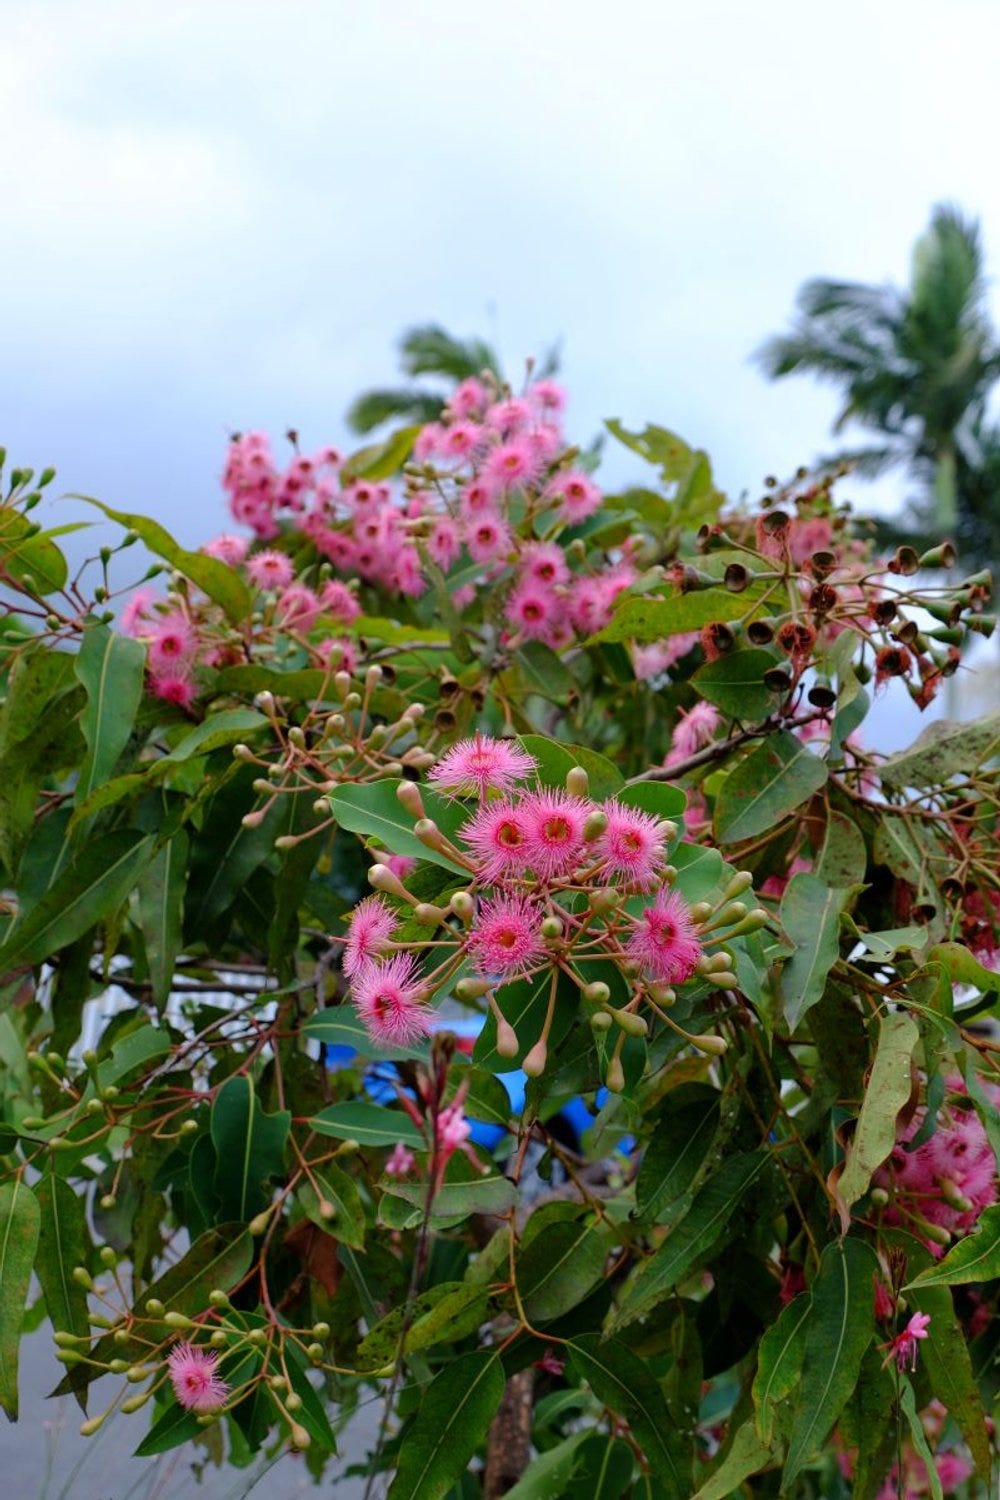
[80,1413,108,1437]
[589,1011,614,1032]
[522,1039,547,1077]
[396,781,425,819]
[869,1186,890,1207]
[605,1054,626,1093]
[690,1033,728,1056]
[609,1007,648,1038]
[144,1298,165,1317]
[307,1342,324,1361]
[450,891,475,922]
[688,901,713,924]
[333,671,352,700]
[455,976,490,1000]
[707,972,739,989]
[121,1391,153,1413]
[565,766,589,798]
[582,981,611,1006]
[290,1422,311,1450]
[648,983,676,1006]
[365,665,383,690]
[589,888,620,914]
[495,1017,520,1058]
[541,916,563,942]
[72,1267,94,1290]
[164,1311,195,1329]
[232,743,255,761]
[312,1322,331,1339]
[248,1210,272,1236]
[368,864,409,899]
[414,903,446,926]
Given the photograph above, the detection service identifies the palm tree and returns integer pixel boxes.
[345,323,558,434]
[756,204,1000,566]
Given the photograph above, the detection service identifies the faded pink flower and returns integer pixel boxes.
[627,889,702,984]
[481,438,542,496]
[120,588,157,637]
[462,800,532,885]
[385,855,417,881]
[597,803,667,888]
[276,584,322,633]
[530,379,567,417]
[351,955,430,1048]
[484,397,532,435]
[436,1103,471,1152]
[167,1343,229,1413]
[520,789,589,880]
[385,1142,415,1177]
[428,734,536,799]
[467,894,545,977]
[427,517,461,571]
[149,671,196,709]
[664,702,721,768]
[446,377,489,420]
[344,896,397,978]
[319,580,361,623]
[882,1311,931,1371]
[201,533,249,567]
[246,549,294,590]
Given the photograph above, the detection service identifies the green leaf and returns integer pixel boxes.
[387,1348,504,1500]
[779,873,847,1031]
[905,1202,1000,1287]
[714,731,827,844]
[751,1293,811,1444]
[814,809,867,887]
[615,782,687,820]
[136,829,188,1008]
[299,1163,366,1250]
[210,1076,290,1222]
[302,1008,431,1063]
[784,1238,878,1484]
[0,1178,41,1417]
[908,1272,992,1484]
[837,1012,919,1217]
[518,1221,607,1323]
[691,1419,773,1499]
[0,505,68,593]
[404,1284,492,1355]
[839,1344,896,1500]
[0,830,155,969]
[382,1174,516,1227]
[513,641,573,702]
[608,1151,771,1333]
[134,1400,201,1457]
[353,615,450,646]
[156,708,269,764]
[693,649,780,722]
[503,1431,593,1499]
[308,1101,425,1150]
[33,1171,90,1342]
[591,589,751,645]
[566,1335,691,1498]
[80,500,253,622]
[342,424,421,482]
[635,1097,719,1223]
[517,734,624,798]
[326,780,470,874]
[879,707,1000,788]
[73,624,147,808]
[575,1434,634,1499]
[899,1379,944,1500]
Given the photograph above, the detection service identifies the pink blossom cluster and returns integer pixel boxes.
[874,1074,999,1252]
[219,378,641,650]
[340,735,735,1067]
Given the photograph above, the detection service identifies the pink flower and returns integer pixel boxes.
[517,541,570,589]
[385,855,417,881]
[485,397,532,435]
[505,581,563,641]
[344,896,397,979]
[530,379,567,417]
[481,438,542,495]
[462,800,531,885]
[627,890,702,984]
[467,894,545,977]
[597,803,666,888]
[446,377,489,420]
[150,671,196,709]
[166,1343,229,1413]
[534,1347,566,1377]
[664,702,721,768]
[520,790,589,880]
[201,533,249,567]
[882,1311,931,1371]
[319,580,361,623]
[464,511,512,563]
[276,584,322,633]
[394,548,427,597]
[351,955,431,1048]
[147,611,196,672]
[438,421,482,461]
[631,634,698,682]
[428,734,536,798]
[246,549,294,590]
[120,588,157,637]
[427,518,461,571]
[385,1142,415,1177]
[436,1103,472,1152]
[546,469,602,524]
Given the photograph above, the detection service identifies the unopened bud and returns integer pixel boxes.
[522,1039,547,1077]
[164,1311,195,1329]
[688,901,713,924]
[540,916,563,941]
[450,891,475,922]
[121,1391,153,1413]
[648,982,676,1006]
[248,1210,272,1236]
[455,976,490,1000]
[241,809,266,829]
[72,1267,94,1290]
[396,781,425,819]
[715,902,748,927]
[565,766,589,798]
[609,1007,648,1038]
[290,1422,311,1450]
[708,972,739,989]
[589,888,620,914]
[80,1413,108,1437]
[368,864,409,899]
[312,1322,331,1339]
[690,1033,728,1056]
[583,810,608,842]
[495,1018,519,1058]
[365,665,383,690]
[413,817,443,850]
[590,1011,614,1032]
[413,903,446,925]
[605,1055,626,1093]
[333,671,352,699]
[724,870,754,899]
[869,1186,890,1208]
[99,1246,117,1268]
[232,743,255,761]
[582,981,611,1005]
[307,1342,324,1360]
[144,1298,165,1317]
[254,691,276,714]
[210,1329,228,1347]
[655,821,678,844]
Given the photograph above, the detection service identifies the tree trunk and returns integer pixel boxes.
[483,1367,534,1497]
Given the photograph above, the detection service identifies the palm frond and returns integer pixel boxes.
[398,325,502,382]
[345,389,445,436]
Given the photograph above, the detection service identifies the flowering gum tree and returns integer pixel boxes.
[0,358,998,1498]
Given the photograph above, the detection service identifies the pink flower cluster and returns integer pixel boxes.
[218,378,640,649]
[874,1074,999,1251]
[340,735,724,1064]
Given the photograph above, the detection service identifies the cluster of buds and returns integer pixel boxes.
[338,735,766,1089]
[872,1075,999,1253]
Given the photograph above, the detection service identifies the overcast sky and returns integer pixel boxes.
[4,0,1000,552]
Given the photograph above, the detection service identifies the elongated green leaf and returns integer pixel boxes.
[609,1152,770,1332]
[136,829,188,1007]
[779,873,847,1031]
[837,1012,919,1217]
[905,1203,1000,1287]
[404,1284,492,1355]
[342,424,421,482]
[517,734,624,798]
[382,1174,516,1226]
[785,1238,878,1484]
[518,1222,607,1322]
[503,1431,593,1499]
[615,781,686,820]
[326,780,469,874]
[879,707,1000,788]
[298,1163,366,1250]
[80,500,252,622]
[691,1419,773,1499]
[839,1343,895,1500]
[714,732,827,845]
[693,649,780,722]
[74,624,146,806]
[575,1433,634,1499]
[355,1283,474,1370]
[635,1098,719,1223]
[302,1008,431,1063]
[899,1379,944,1500]
[0,1179,41,1417]
[567,1335,690,1497]
[592,588,751,645]
[513,642,573,701]
[309,1101,425,1149]
[387,1348,504,1500]
[0,830,155,969]
[815,809,867,886]
[210,1076,290,1222]
[33,1172,90,1342]
[134,1400,201,1457]
[909,1276,992,1484]
[157,708,268,765]
[752,1293,811,1443]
